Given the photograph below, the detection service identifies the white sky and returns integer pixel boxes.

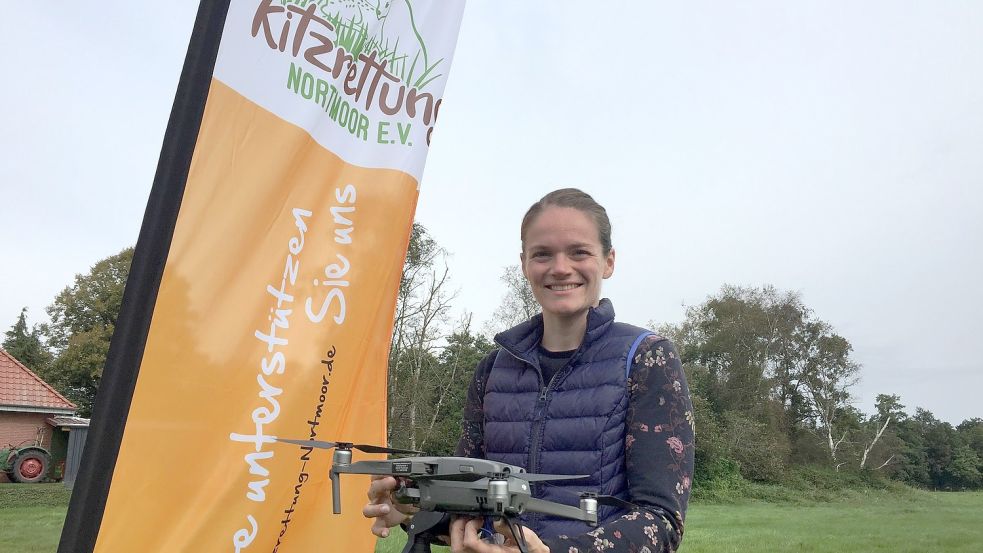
[1,1,981,424]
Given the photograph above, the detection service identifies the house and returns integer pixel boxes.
[0,347,79,482]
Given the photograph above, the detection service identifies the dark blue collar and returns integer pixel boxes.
[494,299,616,365]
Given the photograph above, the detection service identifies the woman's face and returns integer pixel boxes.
[521,206,615,322]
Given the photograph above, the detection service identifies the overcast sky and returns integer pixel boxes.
[1,1,981,424]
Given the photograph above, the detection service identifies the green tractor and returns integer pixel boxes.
[2,443,51,483]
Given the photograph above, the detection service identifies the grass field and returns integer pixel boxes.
[681,491,983,552]
[374,489,983,553]
[3,484,982,552]
[0,484,71,553]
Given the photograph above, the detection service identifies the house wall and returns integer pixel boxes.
[0,411,55,451]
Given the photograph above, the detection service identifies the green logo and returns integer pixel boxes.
[280,0,443,91]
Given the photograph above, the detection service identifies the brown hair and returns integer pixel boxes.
[520,188,613,254]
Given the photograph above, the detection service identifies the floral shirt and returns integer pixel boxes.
[457,335,695,552]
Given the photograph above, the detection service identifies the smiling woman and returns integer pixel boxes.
[519,192,616,351]
[364,188,697,553]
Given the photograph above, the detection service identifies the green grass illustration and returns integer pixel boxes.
[278,0,443,91]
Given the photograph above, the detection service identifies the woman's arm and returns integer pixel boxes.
[542,336,696,552]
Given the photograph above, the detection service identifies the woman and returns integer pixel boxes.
[365,189,695,552]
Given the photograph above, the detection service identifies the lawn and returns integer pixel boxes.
[0,484,71,553]
[680,491,983,552]
[3,484,982,552]
[375,490,983,553]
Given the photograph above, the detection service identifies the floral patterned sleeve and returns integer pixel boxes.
[542,336,696,553]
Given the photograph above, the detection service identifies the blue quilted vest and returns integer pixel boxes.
[483,299,651,539]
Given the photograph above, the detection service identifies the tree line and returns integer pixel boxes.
[656,285,982,491]
[4,227,981,491]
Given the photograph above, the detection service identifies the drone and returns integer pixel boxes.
[277,438,635,553]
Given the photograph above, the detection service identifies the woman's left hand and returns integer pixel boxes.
[448,516,550,553]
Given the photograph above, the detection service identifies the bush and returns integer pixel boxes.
[719,411,790,483]
[692,457,750,502]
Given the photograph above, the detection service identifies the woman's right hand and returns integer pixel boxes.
[448,516,550,553]
[362,475,418,538]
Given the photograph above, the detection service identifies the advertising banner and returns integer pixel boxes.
[59,1,465,551]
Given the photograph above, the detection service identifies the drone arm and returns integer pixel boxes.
[521,497,597,525]
[330,459,397,515]
[333,460,408,476]
[331,460,423,515]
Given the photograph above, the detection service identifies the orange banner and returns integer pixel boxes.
[96,79,417,551]
[60,2,465,552]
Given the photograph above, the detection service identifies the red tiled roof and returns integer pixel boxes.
[0,348,76,411]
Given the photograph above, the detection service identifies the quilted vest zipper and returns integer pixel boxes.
[525,349,583,478]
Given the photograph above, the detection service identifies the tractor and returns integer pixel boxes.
[2,442,51,483]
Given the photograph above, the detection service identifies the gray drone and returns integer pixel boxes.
[277,438,634,553]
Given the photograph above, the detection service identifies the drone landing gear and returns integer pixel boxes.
[400,511,449,553]
[504,517,530,553]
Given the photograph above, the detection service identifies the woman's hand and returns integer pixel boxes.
[448,516,550,553]
[361,475,418,538]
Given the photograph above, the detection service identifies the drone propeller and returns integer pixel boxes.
[349,443,422,455]
[512,472,589,483]
[276,438,420,455]
[415,472,486,483]
[418,471,588,483]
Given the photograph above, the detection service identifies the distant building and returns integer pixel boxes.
[0,348,80,482]
[47,415,91,488]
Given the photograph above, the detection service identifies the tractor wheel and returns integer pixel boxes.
[12,450,50,483]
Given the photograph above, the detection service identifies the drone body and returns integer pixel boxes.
[338,456,597,524]
[276,438,632,553]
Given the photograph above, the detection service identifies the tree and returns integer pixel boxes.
[484,265,538,335]
[2,307,51,373]
[946,444,982,489]
[800,325,860,468]
[673,286,808,419]
[42,248,133,416]
[858,395,906,472]
[885,410,983,490]
[387,224,456,451]
[892,409,932,487]
[662,285,861,479]
[416,325,493,455]
[957,418,983,460]
[859,414,893,470]
[874,394,908,423]
[906,408,963,489]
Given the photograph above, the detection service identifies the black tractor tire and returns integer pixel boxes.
[11,449,50,483]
